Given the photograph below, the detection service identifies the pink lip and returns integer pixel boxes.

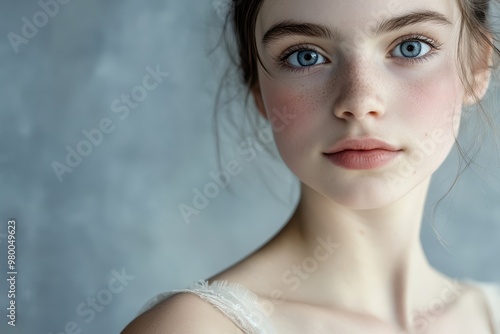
[324,138,402,170]
[324,138,400,154]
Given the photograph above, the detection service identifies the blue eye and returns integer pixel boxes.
[286,49,327,67]
[392,40,432,59]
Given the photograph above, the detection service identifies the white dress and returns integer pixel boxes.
[139,279,500,333]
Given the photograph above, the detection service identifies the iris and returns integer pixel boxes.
[399,41,422,58]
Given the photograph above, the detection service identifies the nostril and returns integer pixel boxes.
[335,109,383,120]
[368,110,382,117]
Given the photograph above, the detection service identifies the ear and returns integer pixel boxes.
[463,36,494,106]
[251,84,268,120]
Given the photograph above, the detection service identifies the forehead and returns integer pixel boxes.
[256,0,459,38]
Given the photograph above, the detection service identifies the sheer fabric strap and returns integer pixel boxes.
[139,279,272,334]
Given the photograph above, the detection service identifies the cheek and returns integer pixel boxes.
[398,64,464,167]
[259,77,327,165]
[398,63,463,142]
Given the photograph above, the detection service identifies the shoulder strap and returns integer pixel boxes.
[139,279,272,334]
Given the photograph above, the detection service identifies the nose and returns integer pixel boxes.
[333,60,385,120]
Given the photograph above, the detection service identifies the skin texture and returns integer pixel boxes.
[122,0,494,333]
[254,0,464,211]
[209,0,493,332]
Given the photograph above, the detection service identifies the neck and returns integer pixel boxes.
[273,177,453,329]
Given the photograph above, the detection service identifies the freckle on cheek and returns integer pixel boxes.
[269,91,312,119]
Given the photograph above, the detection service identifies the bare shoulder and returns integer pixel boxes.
[121,292,244,334]
[440,283,495,333]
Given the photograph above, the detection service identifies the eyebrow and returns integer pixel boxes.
[262,10,452,47]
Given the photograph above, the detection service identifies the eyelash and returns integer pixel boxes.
[276,34,443,73]
[276,45,322,73]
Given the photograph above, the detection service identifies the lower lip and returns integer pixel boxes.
[325,149,401,170]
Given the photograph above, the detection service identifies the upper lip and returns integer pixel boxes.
[324,138,401,154]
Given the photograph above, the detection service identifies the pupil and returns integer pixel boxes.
[298,51,317,66]
[401,41,421,57]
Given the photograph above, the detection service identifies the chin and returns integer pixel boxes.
[323,184,407,210]
[300,171,431,211]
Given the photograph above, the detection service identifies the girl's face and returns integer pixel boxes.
[253,0,467,209]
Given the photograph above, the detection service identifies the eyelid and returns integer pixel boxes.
[387,34,443,65]
[275,44,330,64]
[389,33,443,51]
[273,44,331,74]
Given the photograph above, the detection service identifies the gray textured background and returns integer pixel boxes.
[1,1,499,333]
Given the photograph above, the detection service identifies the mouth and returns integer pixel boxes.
[324,138,401,154]
[323,138,402,170]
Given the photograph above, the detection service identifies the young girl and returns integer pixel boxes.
[123,0,500,332]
